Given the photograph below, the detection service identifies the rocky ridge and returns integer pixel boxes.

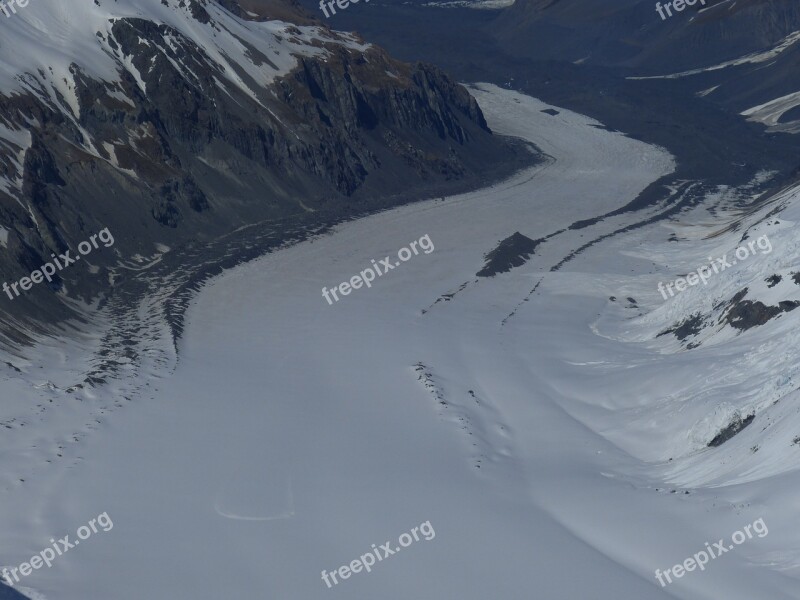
[0,0,530,348]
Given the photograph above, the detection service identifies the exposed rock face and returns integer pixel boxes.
[708,413,755,447]
[724,288,800,330]
[657,313,706,341]
[0,0,529,344]
[477,231,541,277]
[0,581,30,599]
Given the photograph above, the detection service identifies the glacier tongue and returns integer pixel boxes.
[2,83,800,599]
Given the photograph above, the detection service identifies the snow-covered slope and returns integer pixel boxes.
[0,0,362,114]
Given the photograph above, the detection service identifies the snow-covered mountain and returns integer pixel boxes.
[0,0,525,343]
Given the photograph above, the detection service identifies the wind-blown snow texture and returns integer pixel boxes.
[2,84,800,599]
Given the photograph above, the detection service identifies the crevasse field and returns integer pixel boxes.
[2,84,800,599]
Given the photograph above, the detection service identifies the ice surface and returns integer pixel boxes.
[1,84,799,599]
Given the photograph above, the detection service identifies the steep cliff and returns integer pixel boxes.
[0,0,529,344]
